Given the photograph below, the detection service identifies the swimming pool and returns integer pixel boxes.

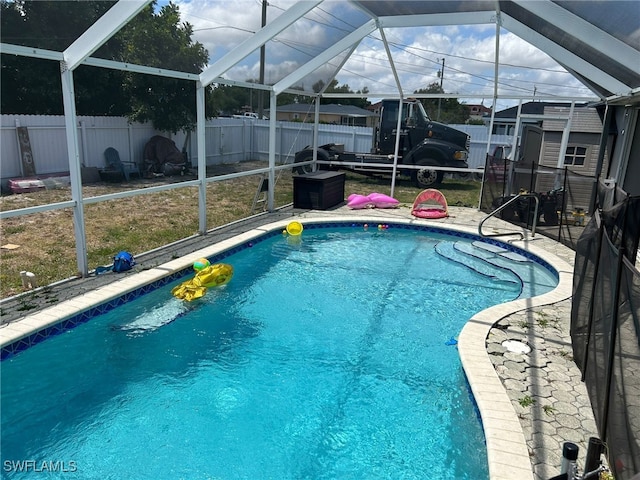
[1,222,558,479]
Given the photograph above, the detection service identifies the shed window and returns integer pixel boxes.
[564,145,587,166]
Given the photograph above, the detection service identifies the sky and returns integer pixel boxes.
[170,0,601,112]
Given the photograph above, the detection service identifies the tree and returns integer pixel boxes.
[1,1,119,115]
[315,79,371,109]
[208,85,249,116]
[1,1,208,133]
[116,3,208,132]
[414,83,469,124]
[206,78,371,116]
[276,89,306,107]
[208,80,300,115]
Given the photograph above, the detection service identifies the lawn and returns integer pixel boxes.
[0,165,481,299]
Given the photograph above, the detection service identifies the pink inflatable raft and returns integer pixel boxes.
[347,192,399,209]
[411,189,449,219]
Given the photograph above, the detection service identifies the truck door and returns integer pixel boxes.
[378,101,401,155]
[378,101,424,156]
[403,102,428,152]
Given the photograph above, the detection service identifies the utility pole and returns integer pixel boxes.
[258,0,267,119]
[437,57,445,121]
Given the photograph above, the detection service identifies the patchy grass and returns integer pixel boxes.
[534,311,559,329]
[343,171,481,207]
[0,164,480,299]
[518,395,536,408]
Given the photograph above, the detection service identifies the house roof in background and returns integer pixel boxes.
[494,101,588,119]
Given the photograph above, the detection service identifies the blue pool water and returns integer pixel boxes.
[1,225,557,479]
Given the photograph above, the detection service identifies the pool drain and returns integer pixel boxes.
[502,340,531,354]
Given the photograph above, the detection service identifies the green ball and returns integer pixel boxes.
[193,258,210,271]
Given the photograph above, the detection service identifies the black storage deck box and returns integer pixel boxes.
[293,171,345,210]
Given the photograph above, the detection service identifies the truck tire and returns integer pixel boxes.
[293,153,314,175]
[294,148,331,175]
[413,169,444,188]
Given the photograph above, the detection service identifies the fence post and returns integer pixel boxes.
[279,121,285,164]
[80,121,88,167]
[128,123,134,167]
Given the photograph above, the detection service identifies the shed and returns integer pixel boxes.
[535,106,611,212]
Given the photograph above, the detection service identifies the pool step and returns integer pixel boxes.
[433,241,523,296]
[453,241,557,298]
[439,241,557,298]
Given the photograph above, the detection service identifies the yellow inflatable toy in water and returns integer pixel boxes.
[171,263,233,302]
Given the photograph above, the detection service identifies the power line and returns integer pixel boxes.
[182,3,590,98]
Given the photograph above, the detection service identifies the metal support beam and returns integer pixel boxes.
[313,99,320,167]
[60,65,88,276]
[501,14,631,96]
[556,102,575,169]
[64,0,150,70]
[379,24,403,198]
[512,102,524,158]
[200,1,321,87]
[316,43,359,98]
[196,83,207,233]
[589,104,613,213]
[0,43,63,61]
[391,98,404,199]
[379,25,403,98]
[478,8,501,210]
[0,43,198,80]
[513,0,639,71]
[83,56,199,81]
[378,11,496,28]
[273,19,377,95]
[267,91,278,211]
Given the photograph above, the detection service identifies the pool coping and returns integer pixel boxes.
[0,210,574,480]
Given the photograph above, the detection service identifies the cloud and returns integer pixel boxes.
[176,0,597,107]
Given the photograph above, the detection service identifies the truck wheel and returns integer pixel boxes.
[413,169,443,187]
[294,154,314,175]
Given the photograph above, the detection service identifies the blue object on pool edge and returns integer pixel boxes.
[446,337,458,346]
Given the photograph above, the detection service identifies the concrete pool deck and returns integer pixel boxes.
[0,205,598,480]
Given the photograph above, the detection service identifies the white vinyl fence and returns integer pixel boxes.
[454,125,514,169]
[1,115,511,185]
[1,115,157,180]
[200,117,375,166]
